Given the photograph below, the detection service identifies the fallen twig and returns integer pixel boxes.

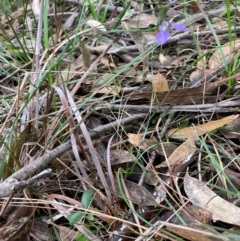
[0,113,147,198]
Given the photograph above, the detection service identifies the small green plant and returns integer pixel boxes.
[67,189,94,225]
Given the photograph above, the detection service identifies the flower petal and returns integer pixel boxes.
[158,21,168,32]
[171,23,188,32]
[155,31,169,45]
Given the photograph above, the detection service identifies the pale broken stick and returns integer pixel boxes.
[0,169,52,198]
[0,113,146,198]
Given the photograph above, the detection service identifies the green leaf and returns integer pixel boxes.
[76,232,90,241]
[86,214,94,221]
[67,212,84,225]
[81,189,93,209]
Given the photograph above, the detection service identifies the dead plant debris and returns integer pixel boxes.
[0,0,240,240]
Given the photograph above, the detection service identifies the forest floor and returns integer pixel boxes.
[0,0,240,240]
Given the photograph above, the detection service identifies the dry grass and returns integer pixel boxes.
[0,0,240,240]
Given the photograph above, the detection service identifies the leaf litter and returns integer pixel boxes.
[0,1,240,240]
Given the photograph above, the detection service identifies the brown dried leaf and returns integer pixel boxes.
[191,1,200,13]
[159,53,172,66]
[190,69,203,83]
[101,56,119,68]
[184,175,240,226]
[119,179,158,206]
[152,73,169,93]
[86,20,106,32]
[97,178,158,206]
[167,225,227,241]
[154,183,167,203]
[128,133,177,156]
[58,226,77,241]
[197,56,207,71]
[167,115,239,139]
[74,50,95,70]
[63,13,78,30]
[162,206,212,226]
[0,217,32,241]
[135,73,153,83]
[171,57,182,66]
[208,39,240,70]
[144,171,160,186]
[0,206,34,241]
[79,41,91,68]
[219,116,240,140]
[158,136,196,167]
[124,13,157,29]
[127,133,142,146]
[127,82,219,104]
[128,133,143,147]
[186,205,212,225]
[31,219,50,240]
[108,150,135,165]
[125,68,137,78]
[90,86,121,96]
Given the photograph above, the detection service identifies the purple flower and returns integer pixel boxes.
[155,21,188,45]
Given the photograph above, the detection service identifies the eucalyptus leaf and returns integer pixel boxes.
[82,189,93,209]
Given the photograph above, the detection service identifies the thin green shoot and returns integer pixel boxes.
[87,0,98,20]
